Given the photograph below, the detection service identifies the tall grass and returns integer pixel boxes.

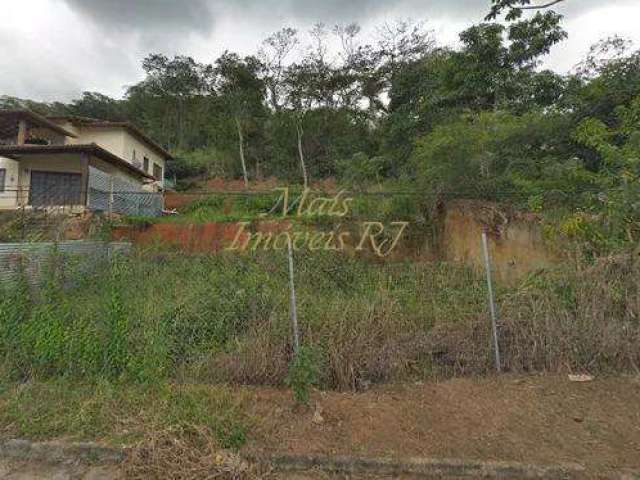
[0,248,638,389]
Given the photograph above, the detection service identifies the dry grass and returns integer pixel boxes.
[500,253,640,374]
[203,316,291,387]
[201,254,640,390]
[307,291,426,390]
[123,426,270,480]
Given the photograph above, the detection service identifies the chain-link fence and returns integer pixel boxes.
[0,167,163,219]
[0,240,130,288]
[88,167,164,217]
[0,190,638,389]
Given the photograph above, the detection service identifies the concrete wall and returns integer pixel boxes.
[65,127,166,190]
[88,155,142,185]
[53,121,80,138]
[123,134,164,175]
[0,157,21,209]
[68,127,125,158]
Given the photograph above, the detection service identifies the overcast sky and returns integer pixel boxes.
[1,0,639,102]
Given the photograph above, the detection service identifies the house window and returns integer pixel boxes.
[143,157,149,173]
[0,169,5,193]
[153,163,163,181]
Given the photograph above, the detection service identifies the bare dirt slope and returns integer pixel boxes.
[245,375,640,475]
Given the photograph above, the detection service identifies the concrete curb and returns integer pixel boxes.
[266,454,587,479]
[0,439,125,465]
[0,439,638,479]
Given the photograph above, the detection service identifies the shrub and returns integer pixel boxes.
[286,346,321,405]
[337,152,384,187]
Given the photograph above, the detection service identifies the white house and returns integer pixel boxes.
[0,110,172,212]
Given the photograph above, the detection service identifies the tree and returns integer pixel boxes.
[443,14,566,111]
[487,0,566,21]
[332,23,384,119]
[373,20,435,103]
[68,92,126,121]
[412,110,583,203]
[0,96,69,116]
[283,61,315,188]
[570,95,640,252]
[126,54,213,150]
[575,36,633,79]
[214,52,266,187]
[259,28,299,112]
[567,46,640,126]
[381,49,454,169]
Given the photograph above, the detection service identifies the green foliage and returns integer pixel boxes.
[103,259,131,378]
[168,148,238,184]
[564,95,640,255]
[412,110,582,203]
[68,92,127,121]
[18,253,70,377]
[286,346,321,405]
[336,152,384,186]
[167,192,282,223]
[486,0,565,21]
[0,381,250,448]
[288,108,377,179]
[0,264,31,375]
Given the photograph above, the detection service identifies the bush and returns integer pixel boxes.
[0,248,638,388]
[168,148,238,185]
[337,152,384,187]
[412,110,579,204]
[286,346,321,405]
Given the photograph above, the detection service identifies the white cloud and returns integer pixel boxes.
[1,0,639,102]
[544,4,640,73]
[0,0,140,101]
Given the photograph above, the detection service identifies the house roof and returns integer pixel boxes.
[0,110,78,138]
[48,116,173,160]
[0,143,155,180]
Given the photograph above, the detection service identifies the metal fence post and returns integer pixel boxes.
[108,177,114,216]
[481,230,502,372]
[287,237,300,354]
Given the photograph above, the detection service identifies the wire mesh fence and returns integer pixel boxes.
[88,167,164,217]
[0,187,162,244]
[0,240,131,288]
[0,190,638,389]
[0,168,163,231]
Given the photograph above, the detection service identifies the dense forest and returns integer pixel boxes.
[2,0,639,255]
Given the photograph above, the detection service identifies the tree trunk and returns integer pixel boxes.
[269,83,281,112]
[296,119,309,190]
[235,116,249,188]
[178,96,185,150]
